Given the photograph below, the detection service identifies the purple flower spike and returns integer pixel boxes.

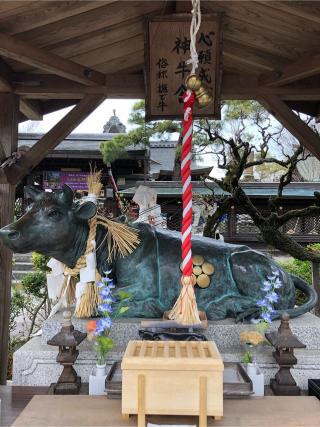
[95,317,112,333]
[267,292,278,303]
[98,303,113,313]
[261,312,272,323]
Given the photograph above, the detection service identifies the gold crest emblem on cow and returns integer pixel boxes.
[180,255,215,289]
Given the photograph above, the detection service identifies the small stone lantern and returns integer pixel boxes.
[265,312,306,395]
[47,310,87,394]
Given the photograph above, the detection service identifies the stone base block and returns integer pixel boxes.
[42,312,320,350]
[13,313,320,389]
[13,340,320,390]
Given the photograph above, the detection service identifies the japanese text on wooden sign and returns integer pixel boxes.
[145,14,222,120]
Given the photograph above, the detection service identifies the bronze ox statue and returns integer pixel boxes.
[0,185,317,321]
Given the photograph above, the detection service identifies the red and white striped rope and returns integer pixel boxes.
[181,90,195,278]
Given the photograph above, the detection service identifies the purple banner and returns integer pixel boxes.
[43,171,89,191]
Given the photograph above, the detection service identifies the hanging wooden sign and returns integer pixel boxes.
[145,13,223,121]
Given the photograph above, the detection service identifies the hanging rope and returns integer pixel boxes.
[168,0,202,325]
[186,0,201,75]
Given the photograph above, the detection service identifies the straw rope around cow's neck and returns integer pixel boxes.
[60,210,140,317]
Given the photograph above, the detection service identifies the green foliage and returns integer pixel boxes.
[21,271,47,299]
[116,290,131,300]
[242,350,252,365]
[94,336,114,365]
[100,134,130,163]
[31,252,51,272]
[10,288,26,333]
[278,244,320,305]
[224,100,266,121]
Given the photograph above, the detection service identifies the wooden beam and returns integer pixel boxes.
[259,53,320,87]
[0,57,12,92]
[13,73,145,99]
[0,95,105,185]
[12,72,320,101]
[19,1,164,48]
[0,32,106,86]
[1,2,107,35]
[19,99,42,120]
[259,95,320,159]
[0,93,18,384]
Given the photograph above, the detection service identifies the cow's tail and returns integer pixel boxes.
[273,274,318,319]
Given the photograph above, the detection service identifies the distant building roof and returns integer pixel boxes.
[18,131,211,176]
[120,181,320,198]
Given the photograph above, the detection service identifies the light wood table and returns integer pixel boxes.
[11,395,320,427]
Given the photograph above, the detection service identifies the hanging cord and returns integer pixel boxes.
[186,0,201,75]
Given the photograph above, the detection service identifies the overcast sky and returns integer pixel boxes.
[19,99,140,133]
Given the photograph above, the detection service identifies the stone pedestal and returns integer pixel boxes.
[13,313,320,389]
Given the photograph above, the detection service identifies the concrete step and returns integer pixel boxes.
[12,270,33,281]
[13,262,33,272]
[13,253,32,263]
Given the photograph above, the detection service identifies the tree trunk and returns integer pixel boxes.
[203,199,230,238]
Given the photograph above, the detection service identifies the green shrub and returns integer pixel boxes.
[21,271,47,299]
[31,252,51,272]
[278,243,320,305]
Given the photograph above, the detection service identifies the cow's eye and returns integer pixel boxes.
[47,209,62,221]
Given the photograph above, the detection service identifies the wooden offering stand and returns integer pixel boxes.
[121,340,224,427]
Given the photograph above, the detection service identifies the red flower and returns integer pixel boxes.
[87,320,96,333]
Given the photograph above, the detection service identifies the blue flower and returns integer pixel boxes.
[273,278,282,289]
[102,276,113,283]
[98,303,113,313]
[262,282,272,292]
[95,317,112,333]
[261,312,273,323]
[266,292,278,303]
[96,281,105,288]
[257,298,268,307]
[99,287,111,297]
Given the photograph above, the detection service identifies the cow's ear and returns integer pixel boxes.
[25,185,43,201]
[56,184,74,207]
[74,201,97,222]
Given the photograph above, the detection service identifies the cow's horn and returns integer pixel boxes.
[56,184,74,206]
[25,185,43,201]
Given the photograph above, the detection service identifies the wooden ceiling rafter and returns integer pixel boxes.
[260,1,320,25]
[0,1,112,35]
[259,53,320,87]
[206,1,320,40]
[19,99,42,120]
[15,1,164,49]
[0,32,106,86]
[0,94,106,184]
[70,34,144,68]
[50,17,144,59]
[0,56,44,120]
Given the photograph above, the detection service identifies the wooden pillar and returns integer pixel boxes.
[312,261,320,316]
[0,93,18,384]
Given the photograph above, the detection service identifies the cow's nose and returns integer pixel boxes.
[0,227,21,240]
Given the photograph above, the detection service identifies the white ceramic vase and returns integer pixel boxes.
[246,362,265,396]
[89,363,107,395]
